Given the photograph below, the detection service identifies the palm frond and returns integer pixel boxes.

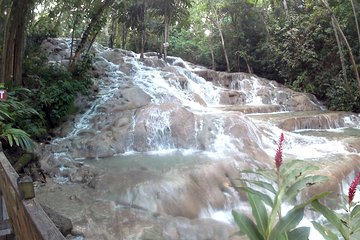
[0,124,35,150]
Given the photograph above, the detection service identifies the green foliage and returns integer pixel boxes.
[0,124,35,150]
[325,79,359,112]
[23,39,93,129]
[232,159,328,240]
[0,92,38,150]
[28,62,92,127]
[309,174,360,240]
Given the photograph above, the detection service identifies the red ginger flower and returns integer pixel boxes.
[349,172,360,204]
[275,133,285,171]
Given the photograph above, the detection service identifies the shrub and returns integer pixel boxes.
[23,47,93,129]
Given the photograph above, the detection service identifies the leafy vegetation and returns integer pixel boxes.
[310,172,360,240]
[0,0,358,166]
[23,45,93,130]
[2,0,360,113]
[0,88,38,150]
[232,133,360,239]
[232,133,329,239]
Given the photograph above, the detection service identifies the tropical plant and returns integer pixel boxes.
[311,172,360,240]
[0,88,37,150]
[232,133,329,240]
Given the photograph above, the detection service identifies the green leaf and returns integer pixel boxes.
[287,227,310,240]
[236,186,273,207]
[266,186,286,236]
[7,133,13,146]
[351,204,360,219]
[245,179,277,194]
[300,192,330,207]
[311,221,338,240]
[248,192,268,236]
[269,206,305,240]
[283,164,320,186]
[0,125,34,150]
[284,175,328,201]
[232,210,264,240]
[311,200,349,240]
[241,169,276,182]
[281,160,304,177]
[13,134,20,146]
[351,214,360,233]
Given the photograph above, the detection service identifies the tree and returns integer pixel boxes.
[332,17,352,98]
[1,0,34,86]
[150,0,192,60]
[71,0,117,66]
[127,0,147,58]
[320,0,360,93]
[349,0,360,54]
[205,0,231,72]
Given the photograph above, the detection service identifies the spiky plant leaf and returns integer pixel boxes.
[232,210,264,240]
[312,221,338,240]
[0,124,35,150]
[284,175,329,201]
[248,192,268,236]
[236,186,273,207]
[241,169,277,182]
[311,200,349,240]
[287,226,311,240]
[269,206,305,240]
[351,204,360,218]
[241,179,277,194]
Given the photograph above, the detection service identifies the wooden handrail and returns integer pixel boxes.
[0,151,65,240]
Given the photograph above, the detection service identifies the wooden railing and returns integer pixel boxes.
[0,190,13,239]
[0,150,65,240]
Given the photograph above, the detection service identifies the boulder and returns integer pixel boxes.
[130,104,197,151]
[100,49,126,65]
[219,90,246,105]
[141,58,167,68]
[121,87,152,108]
[41,204,73,236]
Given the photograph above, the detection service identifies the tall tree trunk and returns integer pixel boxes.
[1,0,33,86]
[217,23,230,72]
[163,16,170,61]
[210,6,230,72]
[70,12,79,59]
[321,0,360,92]
[86,32,100,55]
[282,0,289,17]
[140,2,146,59]
[244,56,253,74]
[71,0,115,67]
[350,0,360,54]
[109,12,116,48]
[121,22,128,49]
[332,18,352,97]
[210,48,216,70]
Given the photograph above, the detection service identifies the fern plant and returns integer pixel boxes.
[0,89,37,151]
[232,133,329,240]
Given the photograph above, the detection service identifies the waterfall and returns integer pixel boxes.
[38,38,360,240]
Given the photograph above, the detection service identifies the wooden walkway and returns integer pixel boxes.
[0,148,65,240]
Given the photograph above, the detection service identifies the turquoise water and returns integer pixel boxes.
[82,150,216,173]
[296,127,360,139]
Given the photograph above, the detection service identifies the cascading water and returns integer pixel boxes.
[37,38,360,240]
